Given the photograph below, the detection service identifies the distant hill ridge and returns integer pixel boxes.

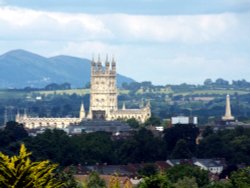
[0,49,134,88]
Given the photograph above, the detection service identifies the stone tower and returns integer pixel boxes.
[222,94,235,121]
[87,55,118,120]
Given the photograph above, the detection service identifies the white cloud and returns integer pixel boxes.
[0,6,249,84]
[0,6,244,44]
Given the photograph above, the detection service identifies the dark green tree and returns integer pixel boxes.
[138,163,158,177]
[230,166,250,188]
[163,124,199,155]
[138,173,171,188]
[170,139,192,159]
[126,118,140,128]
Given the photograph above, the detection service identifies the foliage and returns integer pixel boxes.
[166,164,209,187]
[138,173,171,188]
[230,166,250,188]
[197,127,250,165]
[55,166,82,188]
[163,124,199,155]
[173,176,198,188]
[126,118,140,128]
[170,139,192,159]
[144,115,161,126]
[86,172,106,188]
[116,128,165,163]
[0,143,63,188]
[205,181,233,188]
[0,121,28,150]
[109,175,120,188]
[138,163,158,177]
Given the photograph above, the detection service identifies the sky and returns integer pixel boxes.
[0,0,250,85]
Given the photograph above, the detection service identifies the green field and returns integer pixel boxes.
[33,89,90,96]
[0,90,27,99]
[175,89,250,96]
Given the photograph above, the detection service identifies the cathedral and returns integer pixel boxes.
[87,55,151,122]
[16,55,151,129]
[15,103,85,129]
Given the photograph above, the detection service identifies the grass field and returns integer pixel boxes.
[175,89,250,96]
[33,89,90,96]
[0,90,27,99]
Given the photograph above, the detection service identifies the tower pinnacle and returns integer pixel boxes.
[222,94,235,121]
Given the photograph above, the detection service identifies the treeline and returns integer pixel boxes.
[1,122,250,168]
[121,79,250,92]
[23,82,72,91]
[1,142,249,188]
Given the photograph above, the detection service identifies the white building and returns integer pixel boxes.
[171,116,198,125]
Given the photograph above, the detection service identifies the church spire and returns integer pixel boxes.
[222,94,235,121]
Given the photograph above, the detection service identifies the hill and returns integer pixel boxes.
[0,49,134,88]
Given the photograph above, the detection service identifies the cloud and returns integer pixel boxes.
[0,6,249,84]
[0,7,245,44]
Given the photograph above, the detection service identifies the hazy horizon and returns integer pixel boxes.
[0,0,250,85]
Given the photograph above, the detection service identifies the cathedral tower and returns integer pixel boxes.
[87,55,118,120]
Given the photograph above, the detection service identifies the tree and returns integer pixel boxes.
[55,166,82,188]
[109,174,120,188]
[230,166,250,188]
[204,79,213,86]
[166,164,209,187]
[163,124,199,154]
[4,121,28,141]
[126,118,140,128]
[0,144,63,188]
[144,116,161,126]
[173,177,198,188]
[170,139,192,159]
[202,126,214,137]
[205,181,233,188]
[138,163,158,177]
[214,78,229,87]
[86,172,106,188]
[138,173,171,188]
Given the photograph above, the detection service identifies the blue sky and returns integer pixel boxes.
[0,0,250,84]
